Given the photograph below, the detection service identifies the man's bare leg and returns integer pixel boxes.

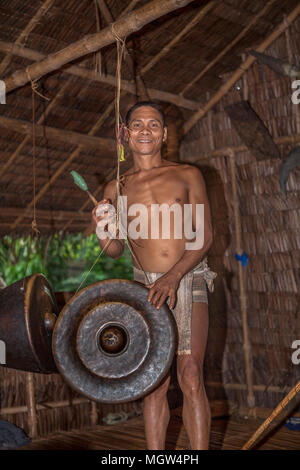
[143,372,171,449]
[177,302,211,449]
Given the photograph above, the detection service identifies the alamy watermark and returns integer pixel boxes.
[291,80,300,104]
[291,340,300,365]
[0,80,6,104]
[0,340,6,364]
[95,197,205,250]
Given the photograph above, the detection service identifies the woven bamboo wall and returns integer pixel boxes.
[0,365,144,437]
[180,19,300,411]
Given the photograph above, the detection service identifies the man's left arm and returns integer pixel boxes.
[147,166,213,309]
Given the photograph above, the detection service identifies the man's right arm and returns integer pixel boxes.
[92,180,124,259]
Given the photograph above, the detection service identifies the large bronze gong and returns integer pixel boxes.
[53,279,177,403]
[0,273,59,373]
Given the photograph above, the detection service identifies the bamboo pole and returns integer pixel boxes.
[182,133,300,163]
[242,381,300,450]
[182,2,300,135]
[1,207,91,221]
[25,373,38,438]
[228,149,255,410]
[0,0,55,76]
[0,383,294,417]
[4,0,195,93]
[0,40,200,110]
[0,115,115,153]
[206,382,292,394]
[0,398,90,415]
[90,401,98,426]
[180,0,276,97]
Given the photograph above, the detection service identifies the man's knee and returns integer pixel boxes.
[177,357,204,397]
[143,373,171,404]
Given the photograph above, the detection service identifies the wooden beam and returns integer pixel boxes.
[0,0,55,76]
[180,0,276,97]
[0,40,200,111]
[1,207,91,221]
[182,2,300,135]
[4,0,195,93]
[0,115,115,153]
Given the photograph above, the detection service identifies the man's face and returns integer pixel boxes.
[127,106,167,156]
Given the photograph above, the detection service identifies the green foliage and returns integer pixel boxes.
[0,234,133,292]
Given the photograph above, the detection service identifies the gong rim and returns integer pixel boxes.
[24,273,59,372]
[52,279,176,404]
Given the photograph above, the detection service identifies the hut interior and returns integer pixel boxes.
[0,0,300,451]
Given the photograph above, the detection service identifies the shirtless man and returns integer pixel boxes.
[92,101,213,450]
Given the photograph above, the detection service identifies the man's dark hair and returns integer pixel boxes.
[125,101,166,127]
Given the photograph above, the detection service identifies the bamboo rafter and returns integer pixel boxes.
[10,100,115,230]
[140,0,217,76]
[0,0,55,77]
[63,1,217,231]
[2,207,91,221]
[0,115,115,153]
[0,40,201,111]
[0,41,199,111]
[0,76,75,180]
[182,2,300,135]
[182,133,300,163]
[9,0,200,231]
[3,0,195,93]
[179,0,276,97]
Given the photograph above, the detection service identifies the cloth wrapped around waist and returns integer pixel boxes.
[133,257,217,355]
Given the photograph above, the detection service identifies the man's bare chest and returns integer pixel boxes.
[120,174,189,208]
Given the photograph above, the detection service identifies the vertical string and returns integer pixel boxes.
[110,24,151,284]
[22,69,49,286]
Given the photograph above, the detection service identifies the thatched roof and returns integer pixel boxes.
[1,0,299,235]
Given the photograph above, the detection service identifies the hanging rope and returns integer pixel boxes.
[22,69,50,286]
[75,25,151,291]
[25,67,50,101]
[111,24,151,283]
